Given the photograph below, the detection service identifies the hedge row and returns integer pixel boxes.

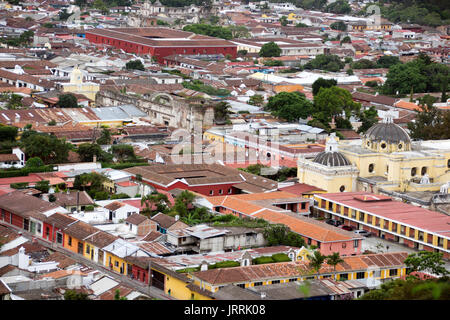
[100,162,149,170]
[0,165,54,178]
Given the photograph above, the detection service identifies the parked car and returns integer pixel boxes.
[354,229,371,237]
[325,219,342,227]
[341,225,354,231]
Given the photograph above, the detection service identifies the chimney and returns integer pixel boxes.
[200,261,208,271]
[93,154,97,163]
[175,215,179,221]
[260,292,266,299]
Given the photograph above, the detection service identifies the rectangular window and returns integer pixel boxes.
[253,282,263,286]
[340,273,348,280]
[289,278,297,282]
[354,240,359,248]
[56,232,63,244]
[301,203,306,210]
[209,190,214,195]
[45,227,50,238]
[356,272,365,279]
[23,218,29,231]
[86,244,90,254]
[115,261,119,267]
[237,283,245,288]
[271,280,280,284]
[389,269,398,277]
[68,236,72,246]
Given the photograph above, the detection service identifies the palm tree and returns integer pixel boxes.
[327,252,344,279]
[307,251,326,274]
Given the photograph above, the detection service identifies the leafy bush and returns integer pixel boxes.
[111,193,130,199]
[208,261,240,269]
[271,253,291,263]
[10,182,29,189]
[94,191,109,200]
[252,256,274,265]
[85,205,94,211]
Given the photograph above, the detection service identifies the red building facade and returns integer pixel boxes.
[85,28,237,64]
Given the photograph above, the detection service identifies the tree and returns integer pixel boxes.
[313,86,361,127]
[6,94,23,109]
[258,42,282,58]
[340,36,351,44]
[330,21,347,31]
[265,91,313,122]
[376,55,401,68]
[279,16,288,26]
[357,106,379,134]
[183,24,232,40]
[25,157,44,168]
[326,0,351,14]
[64,290,89,300]
[0,125,18,142]
[20,132,71,164]
[35,180,50,193]
[295,22,309,27]
[237,49,248,56]
[351,59,377,69]
[407,100,450,140]
[404,252,449,277]
[125,60,145,71]
[304,54,345,72]
[312,78,337,96]
[77,143,103,162]
[114,289,127,300]
[326,252,344,273]
[228,25,250,39]
[96,128,111,145]
[307,250,326,273]
[263,224,305,247]
[57,93,78,108]
[359,277,450,300]
[213,101,231,123]
[173,190,196,217]
[248,94,264,107]
[346,68,354,75]
[141,192,169,213]
[110,144,136,162]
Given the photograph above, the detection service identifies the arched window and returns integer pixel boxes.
[411,167,417,177]
[381,143,386,149]
[368,163,375,173]
[421,167,427,175]
[340,185,345,192]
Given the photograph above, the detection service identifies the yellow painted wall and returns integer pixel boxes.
[166,276,212,300]
[105,252,128,275]
[298,169,354,193]
[64,234,82,254]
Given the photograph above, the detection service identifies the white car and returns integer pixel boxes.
[354,229,371,237]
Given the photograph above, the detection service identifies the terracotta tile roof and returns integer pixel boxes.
[125,213,148,225]
[0,153,19,162]
[104,201,125,211]
[42,252,76,269]
[278,183,325,195]
[253,210,357,242]
[394,100,421,111]
[1,242,47,257]
[63,220,99,241]
[84,231,117,249]
[52,191,94,207]
[141,231,163,242]
[44,212,78,230]
[151,213,176,229]
[98,284,133,300]
[0,190,61,220]
[192,252,409,285]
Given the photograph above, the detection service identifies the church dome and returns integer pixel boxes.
[365,122,411,144]
[312,133,352,167]
[313,151,352,167]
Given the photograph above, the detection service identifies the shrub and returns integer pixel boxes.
[94,191,109,200]
[271,253,291,263]
[208,261,240,269]
[252,256,274,265]
[111,193,130,199]
[10,182,29,189]
[85,205,94,211]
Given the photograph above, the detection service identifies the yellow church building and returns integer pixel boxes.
[298,112,450,194]
[61,66,100,102]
